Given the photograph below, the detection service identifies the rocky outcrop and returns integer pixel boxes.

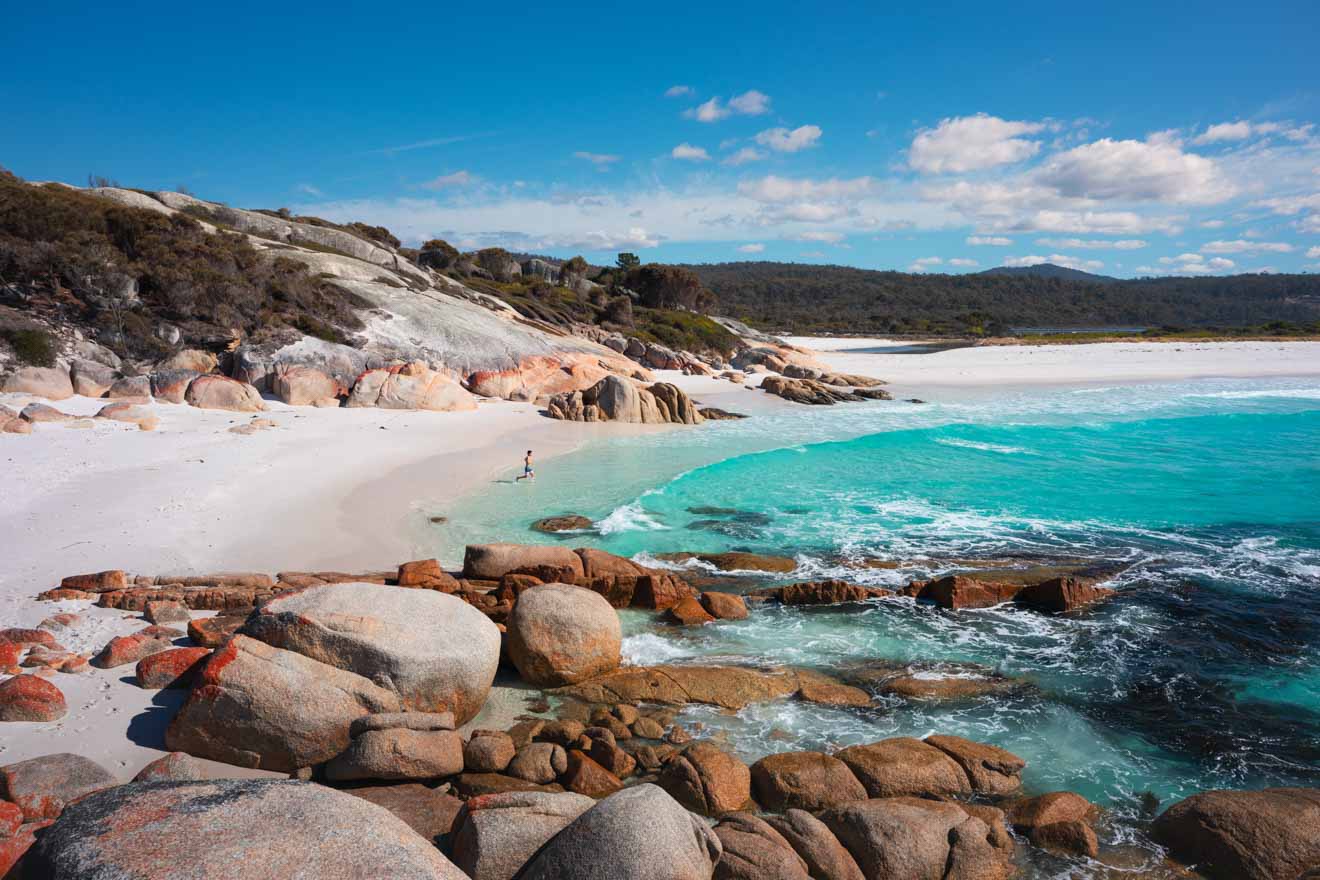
[132,752,209,782]
[506,584,622,686]
[751,580,891,605]
[532,515,594,533]
[0,753,117,821]
[835,738,971,799]
[325,713,463,782]
[1005,791,1099,858]
[164,635,402,771]
[347,361,477,411]
[240,582,501,723]
[750,752,868,812]
[658,742,752,816]
[765,810,866,880]
[1152,787,1320,880]
[556,665,828,710]
[463,544,585,581]
[924,734,1025,796]
[761,376,884,406]
[272,364,344,406]
[1,366,74,400]
[451,791,595,880]
[70,359,115,397]
[818,797,1013,880]
[700,592,748,620]
[22,779,468,879]
[546,375,703,424]
[713,813,812,880]
[515,784,722,880]
[184,374,265,411]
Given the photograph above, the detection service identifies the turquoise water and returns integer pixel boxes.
[437,377,1320,872]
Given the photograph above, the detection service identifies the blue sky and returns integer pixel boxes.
[3,0,1319,277]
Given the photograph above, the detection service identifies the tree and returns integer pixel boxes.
[624,263,715,312]
[562,255,589,278]
[616,252,641,272]
[604,295,634,327]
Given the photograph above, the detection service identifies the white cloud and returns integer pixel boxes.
[1301,215,1320,234]
[1200,219,1226,228]
[686,98,727,122]
[1253,192,1320,215]
[419,170,476,190]
[1192,121,1254,144]
[671,143,711,162]
[738,243,765,253]
[723,147,766,166]
[948,258,979,267]
[1201,239,1294,254]
[1155,252,1237,274]
[1034,237,1147,250]
[664,85,693,98]
[1036,138,1236,204]
[966,235,1013,246]
[739,175,876,203]
[909,256,944,272]
[1308,246,1320,259]
[1004,254,1105,272]
[296,183,323,197]
[909,114,1045,174]
[799,250,826,258]
[793,231,846,244]
[728,90,771,115]
[754,125,823,153]
[573,151,621,167]
[684,90,770,122]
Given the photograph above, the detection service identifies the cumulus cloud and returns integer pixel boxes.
[685,90,770,122]
[1004,254,1105,272]
[738,243,765,253]
[723,147,766,166]
[1253,192,1320,214]
[664,85,693,98]
[1200,219,1226,228]
[967,235,1013,246]
[948,257,979,267]
[1200,239,1294,254]
[420,170,476,190]
[1036,138,1236,204]
[926,180,1187,234]
[1192,121,1254,144]
[1301,215,1320,233]
[573,151,621,167]
[909,256,944,272]
[754,125,823,153]
[1308,246,1320,259]
[728,90,771,115]
[671,143,711,161]
[909,114,1046,174]
[1035,237,1147,249]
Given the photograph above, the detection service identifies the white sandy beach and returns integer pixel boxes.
[3,338,1320,775]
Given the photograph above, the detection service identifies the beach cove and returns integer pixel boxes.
[4,337,1320,878]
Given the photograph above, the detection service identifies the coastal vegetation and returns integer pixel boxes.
[686,260,1320,337]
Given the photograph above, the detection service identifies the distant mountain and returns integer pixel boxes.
[978,263,1119,284]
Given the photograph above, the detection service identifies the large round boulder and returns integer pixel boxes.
[21,779,467,879]
[506,583,621,686]
[1152,787,1320,880]
[514,784,722,880]
[1,366,73,400]
[185,374,266,411]
[462,544,585,581]
[241,582,501,724]
[834,738,970,799]
[658,742,752,817]
[165,635,402,772]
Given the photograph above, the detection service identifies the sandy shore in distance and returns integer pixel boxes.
[3,339,1319,773]
[787,336,1320,395]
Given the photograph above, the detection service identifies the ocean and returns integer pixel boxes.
[436,376,1320,875]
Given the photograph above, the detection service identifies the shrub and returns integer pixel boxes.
[0,326,56,366]
[624,264,716,312]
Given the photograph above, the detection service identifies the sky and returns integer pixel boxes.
[2,0,1319,278]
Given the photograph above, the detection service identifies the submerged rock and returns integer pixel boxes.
[657,551,796,573]
[558,664,815,709]
[752,580,891,605]
[532,514,595,533]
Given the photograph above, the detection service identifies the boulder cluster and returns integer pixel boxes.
[546,375,704,425]
[3,547,1309,878]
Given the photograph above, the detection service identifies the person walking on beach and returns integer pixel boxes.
[516,450,535,481]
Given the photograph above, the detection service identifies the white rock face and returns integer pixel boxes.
[241,583,502,724]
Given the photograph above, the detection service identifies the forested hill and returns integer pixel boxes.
[684,261,1320,336]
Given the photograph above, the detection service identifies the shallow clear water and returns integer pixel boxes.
[438,376,1320,872]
